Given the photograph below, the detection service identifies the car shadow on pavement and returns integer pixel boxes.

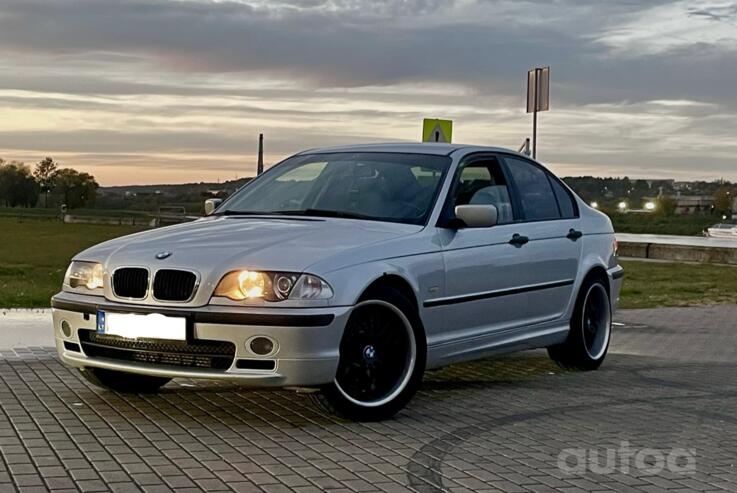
[60,354,564,429]
[422,353,560,391]
[4,349,737,493]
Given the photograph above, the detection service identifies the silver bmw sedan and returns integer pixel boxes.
[52,143,623,421]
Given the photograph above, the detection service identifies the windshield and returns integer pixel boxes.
[219,152,450,225]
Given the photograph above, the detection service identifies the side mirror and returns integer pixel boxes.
[454,204,498,228]
[204,198,223,215]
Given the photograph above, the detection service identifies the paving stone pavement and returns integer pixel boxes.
[0,305,736,492]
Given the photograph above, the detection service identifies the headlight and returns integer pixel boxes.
[63,261,104,294]
[290,274,334,300]
[214,271,333,302]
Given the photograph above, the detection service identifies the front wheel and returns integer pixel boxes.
[312,288,426,421]
[548,276,612,371]
[79,367,171,393]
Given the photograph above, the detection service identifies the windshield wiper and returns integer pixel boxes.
[215,209,374,220]
[273,209,373,220]
[214,210,280,216]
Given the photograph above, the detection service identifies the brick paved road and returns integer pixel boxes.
[0,306,736,492]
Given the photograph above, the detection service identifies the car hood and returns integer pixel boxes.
[77,215,423,274]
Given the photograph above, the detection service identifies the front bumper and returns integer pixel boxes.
[51,292,349,387]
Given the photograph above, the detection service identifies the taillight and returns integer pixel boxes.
[613,238,619,255]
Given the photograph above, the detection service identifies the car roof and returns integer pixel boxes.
[295,142,521,157]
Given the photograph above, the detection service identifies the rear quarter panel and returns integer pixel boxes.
[571,200,619,317]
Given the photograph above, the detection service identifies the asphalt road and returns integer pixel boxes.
[0,306,735,492]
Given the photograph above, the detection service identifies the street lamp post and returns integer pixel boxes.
[257,133,264,175]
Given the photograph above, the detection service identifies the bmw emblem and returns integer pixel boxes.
[155,251,173,260]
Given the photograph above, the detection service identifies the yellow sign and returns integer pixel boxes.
[422,118,453,143]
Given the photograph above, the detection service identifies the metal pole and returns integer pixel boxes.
[518,138,530,156]
[532,108,537,159]
[532,68,539,159]
[257,133,264,175]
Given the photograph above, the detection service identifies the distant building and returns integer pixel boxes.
[674,194,713,215]
[644,179,675,190]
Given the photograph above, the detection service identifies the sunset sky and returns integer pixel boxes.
[0,0,736,185]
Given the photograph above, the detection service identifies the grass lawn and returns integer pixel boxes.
[610,212,719,236]
[0,207,153,218]
[618,259,737,309]
[0,217,144,307]
[1,217,736,309]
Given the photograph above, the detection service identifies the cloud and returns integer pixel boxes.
[0,0,734,102]
[689,3,737,21]
[595,1,737,56]
[0,0,735,183]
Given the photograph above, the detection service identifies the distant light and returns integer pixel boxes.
[723,215,728,220]
[644,201,656,211]
[590,201,599,209]
[618,201,627,211]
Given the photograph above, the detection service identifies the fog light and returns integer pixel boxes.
[249,336,275,356]
[61,320,72,338]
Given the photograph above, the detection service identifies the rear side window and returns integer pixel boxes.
[550,178,577,219]
[504,157,560,221]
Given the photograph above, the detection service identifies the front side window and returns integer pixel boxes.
[452,159,514,224]
[219,152,450,225]
[504,157,561,221]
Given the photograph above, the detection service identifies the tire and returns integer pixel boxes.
[312,286,426,421]
[79,367,171,393]
[548,275,612,371]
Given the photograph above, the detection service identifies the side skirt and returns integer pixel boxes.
[425,321,569,370]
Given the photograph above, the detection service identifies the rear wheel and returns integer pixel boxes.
[312,287,426,421]
[79,367,171,393]
[548,276,611,371]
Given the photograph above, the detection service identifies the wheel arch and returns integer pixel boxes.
[564,249,613,321]
[578,241,615,297]
[582,265,610,295]
[358,273,419,309]
[354,272,428,345]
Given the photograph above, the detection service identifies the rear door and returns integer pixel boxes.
[501,155,582,324]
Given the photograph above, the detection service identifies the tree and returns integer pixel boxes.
[713,186,735,215]
[0,160,40,207]
[33,157,59,208]
[53,168,99,209]
[655,195,677,216]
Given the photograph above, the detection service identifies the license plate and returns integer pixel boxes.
[97,310,186,341]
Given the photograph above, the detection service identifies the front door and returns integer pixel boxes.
[434,156,532,348]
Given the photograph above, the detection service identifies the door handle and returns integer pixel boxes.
[509,233,529,246]
[567,228,583,241]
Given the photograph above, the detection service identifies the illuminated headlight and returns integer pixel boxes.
[214,271,333,302]
[63,261,104,294]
